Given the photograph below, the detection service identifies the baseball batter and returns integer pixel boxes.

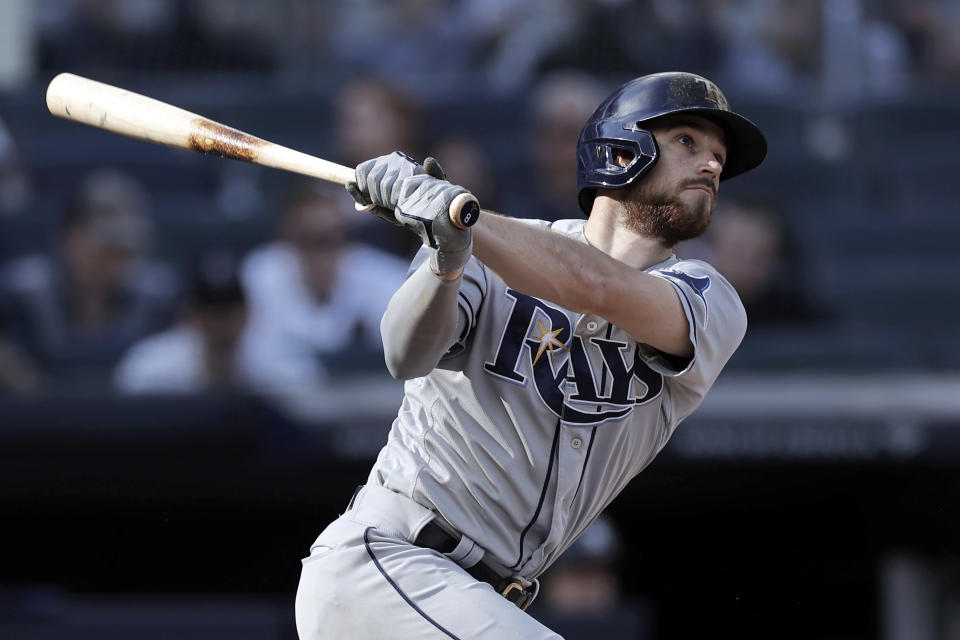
[295,72,767,639]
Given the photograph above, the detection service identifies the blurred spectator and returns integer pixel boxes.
[859,6,911,97]
[0,112,42,392]
[887,0,960,84]
[0,114,31,219]
[541,0,721,80]
[327,0,477,86]
[36,0,304,74]
[240,183,407,393]
[333,75,423,169]
[114,251,251,393]
[504,71,608,221]
[708,0,821,96]
[0,168,178,391]
[459,0,579,92]
[188,0,312,71]
[543,516,623,614]
[0,113,39,267]
[332,74,425,257]
[430,135,499,211]
[36,0,180,75]
[0,331,40,393]
[531,516,649,639]
[684,197,827,327]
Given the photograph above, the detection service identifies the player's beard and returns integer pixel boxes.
[620,179,714,246]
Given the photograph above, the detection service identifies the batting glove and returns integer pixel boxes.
[346,151,425,224]
[395,174,474,275]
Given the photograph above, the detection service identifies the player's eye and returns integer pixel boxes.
[677,134,694,147]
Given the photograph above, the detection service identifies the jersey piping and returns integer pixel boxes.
[511,418,562,569]
[364,526,463,640]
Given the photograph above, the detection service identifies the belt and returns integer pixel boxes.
[414,520,536,611]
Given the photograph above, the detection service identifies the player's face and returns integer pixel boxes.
[619,115,727,246]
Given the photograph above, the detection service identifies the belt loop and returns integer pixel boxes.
[347,484,435,542]
[446,533,485,569]
[346,484,364,512]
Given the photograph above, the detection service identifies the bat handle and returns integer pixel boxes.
[354,192,480,229]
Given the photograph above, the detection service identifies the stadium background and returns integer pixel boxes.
[0,1,958,639]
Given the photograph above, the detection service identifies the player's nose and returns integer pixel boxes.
[696,156,722,190]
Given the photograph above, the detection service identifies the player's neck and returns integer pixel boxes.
[584,199,674,270]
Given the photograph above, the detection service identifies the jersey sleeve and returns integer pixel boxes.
[406,217,551,362]
[404,246,489,362]
[637,259,747,422]
[442,217,552,359]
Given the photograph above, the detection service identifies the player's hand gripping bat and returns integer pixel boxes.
[44,73,480,229]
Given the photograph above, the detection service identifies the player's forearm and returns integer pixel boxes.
[380,262,464,380]
[472,211,621,314]
[472,210,692,356]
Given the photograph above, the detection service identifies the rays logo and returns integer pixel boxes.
[658,270,710,300]
[658,270,711,325]
[483,290,662,426]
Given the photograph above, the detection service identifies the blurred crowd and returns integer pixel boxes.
[27,0,960,95]
[0,0,957,399]
[0,162,407,397]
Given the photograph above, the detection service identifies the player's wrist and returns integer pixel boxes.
[430,265,464,280]
[429,236,472,278]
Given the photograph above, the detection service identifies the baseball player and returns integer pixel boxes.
[295,72,766,639]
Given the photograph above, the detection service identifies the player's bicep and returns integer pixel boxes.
[602,274,694,359]
[637,264,747,382]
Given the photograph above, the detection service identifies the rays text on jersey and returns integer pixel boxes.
[483,289,663,426]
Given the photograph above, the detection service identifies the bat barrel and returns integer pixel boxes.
[44,73,472,224]
[45,72,357,185]
[47,73,206,150]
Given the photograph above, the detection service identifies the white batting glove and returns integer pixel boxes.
[395,174,474,275]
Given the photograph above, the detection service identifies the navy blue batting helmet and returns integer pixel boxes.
[576,71,767,214]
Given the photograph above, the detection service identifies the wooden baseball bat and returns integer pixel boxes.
[45,73,480,229]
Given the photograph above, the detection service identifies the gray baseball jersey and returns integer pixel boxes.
[369,217,747,582]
